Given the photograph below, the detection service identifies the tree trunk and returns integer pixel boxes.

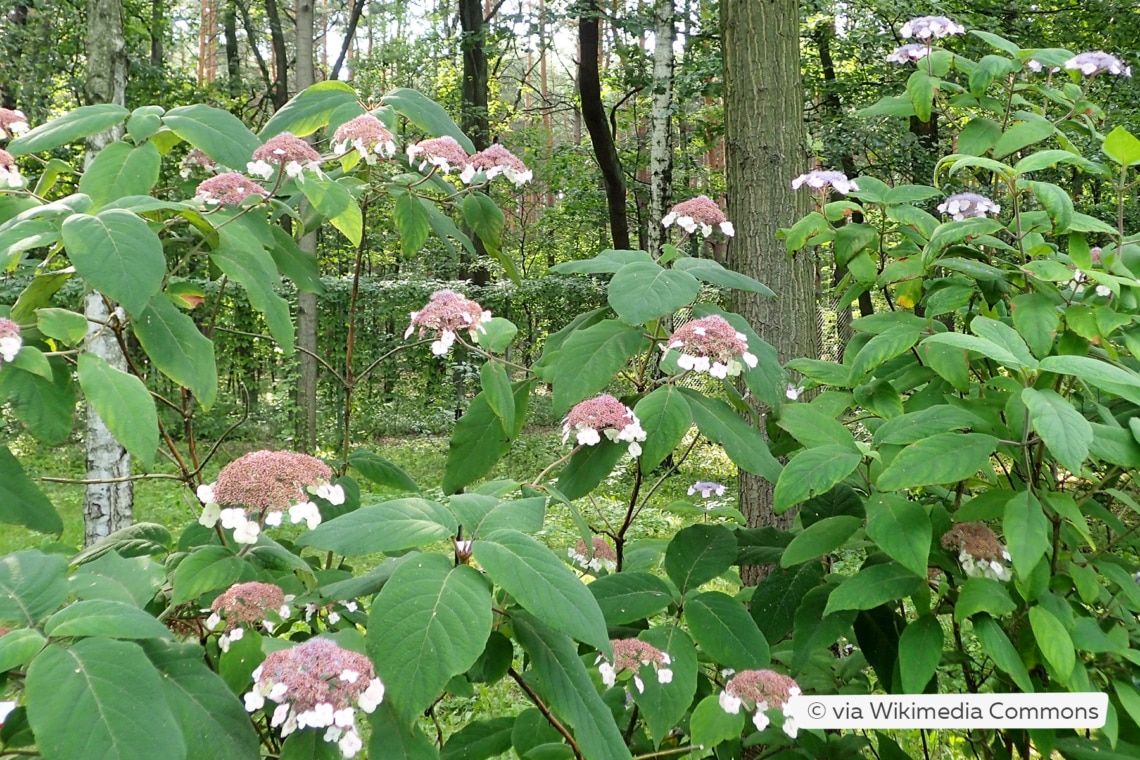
[458,0,491,285]
[2,3,28,110]
[265,0,289,110]
[723,0,817,581]
[578,0,630,249]
[330,0,366,81]
[295,0,319,452]
[83,0,132,546]
[646,0,674,257]
[223,1,241,97]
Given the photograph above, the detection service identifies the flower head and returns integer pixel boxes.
[942,522,1012,582]
[666,315,758,379]
[208,582,289,650]
[0,108,29,140]
[333,115,397,163]
[0,149,24,189]
[179,148,217,178]
[936,192,1000,221]
[785,383,804,401]
[194,173,268,206]
[406,136,471,175]
[568,536,618,573]
[688,481,727,499]
[661,196,734,238]
[248,133,322,179]
[719,669,801,738]
[1064,51,1131,77]
[464,144,532,187]
[886,44,931,64]
[596,639,673,692]
[562,394,647,456]
[900,16,965,41]
[197,450,340,539]
[1025,59,1060,74]
[791,170,858,195]
[0,319,21,364]
[404,290,492,355]
[244,638,383,757]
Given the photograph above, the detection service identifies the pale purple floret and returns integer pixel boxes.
[688,481,727,498]
[899,16,965,41]
[791,170,858,195]
[1064,51,1131,77]
[936,192,1000,221]
[0,318,21,364]
[886,44,930,64]
[0,149,23,189]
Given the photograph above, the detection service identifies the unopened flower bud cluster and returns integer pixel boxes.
[596,639,673,693]
[404,289,492,356]
[666,315,758,379]
[562,394,647,456]
[332,115,397,163]
[197,450,345,544]
[719,669,801,737]
[244,638,384,758]
[406,137,533,187]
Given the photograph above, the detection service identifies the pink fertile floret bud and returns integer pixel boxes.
[662,195,734,237]
[194,173,269,206]
[404,289,492,355]
[333,115,397,162]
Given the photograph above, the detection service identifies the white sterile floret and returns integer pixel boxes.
[197,483,216,504]
[219,508,247,530]
[786,383,804,401]
[315,482,346,505]
[233,520,261,545]
[358,679,385,713]
[719,691,743,714]
[937,192,1000,221]
[289,501,323,530]
[265,510,283,527]
[900,15,966,40]
[198,502,221,528]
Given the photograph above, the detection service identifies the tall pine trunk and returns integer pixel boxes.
[83,0,132,546]
[723,0,817,580]
[458,0,491,284]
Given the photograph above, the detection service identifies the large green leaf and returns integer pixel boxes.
[773,445,862,514]
[1039,355,1140,407]
[348,449,420,494]
[449,494,545,538]
[297,172,363,246]
[163,104,262,168]
[1023,387,1092,474]
[684,591,770,670]
[872,405,982,446]
[513,613,632,760]
[749,562,824,643]
[444,382,533,496]
[368,554,492,723]
[382,88,475,153]
[474,530,609,652]
[296,498,456,555]
[480,361,515,434]
[62,210,165,316]
[633,384,691,472]
[876,433,998,491]
[44,599,172,640]
[550,249,653,275]
[132,295,218,409]
[0,359,75,444]
[588,572,674,625]
[0,550,68,625]
[555,438,625,501]
[973,614,1034,692]
[776,404,856,451]
[170,546,246,605]
[780,515,862,567]
[71,552,163,608]
[261,81,359,138]
[1104,126,1140,166]
[920,332,1031,370]
[823,563,924,615]
[268,223,325,293]
[1003,490,1050,580]
[70,522,172,564]
[1011,293,1060,359]
[865,493,931,578]
[1029,606,1075,682]
[681,389,782,482]
[141,640,260,760]
[210,246,295,354]
[26,639,186,760]
[850,326,923,378]
[671,257,774,296]
[633,626,697,748]
[954,577,1016,621]
[552,319,647,415]
[77,353,159,470]
[0,628,46,673]
[607,262,699,325]
[367,702,440,760]
[7,104,128,155]
[690,694,745,750]
[79,142,161,208]
[462,192,505,259]
[0,446,63,534]
[663,524,737,596]
[36,307,89,345]
[897,615,943,693]
[441,717,514,760]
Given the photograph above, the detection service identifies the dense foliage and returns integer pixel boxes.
[2,13,1140,760]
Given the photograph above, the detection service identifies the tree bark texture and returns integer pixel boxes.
[646,0,675,257]
[265,0,289,110]
[458,0,491,285]
[723,0,817,579]
[223,1,241,96]
[295,0,320,452]
[578,0,630,250]
[84,0,132,546]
